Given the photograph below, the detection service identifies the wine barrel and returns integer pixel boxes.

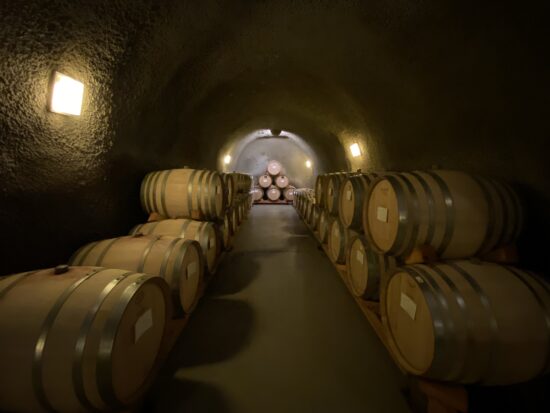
[384,260,550,385]
[275,175,289,189]
[258,174,272,188]
[315,174,328,208]
[140,169,226,220]
[304,201,312,223]
[364,171,523,259]
[267,160,283,176]
[130,219,219,274]
[347,236,396,300]
[293,188,314,217]
[339,173,379,231]
[251,187,264,201]
[308,205,321,230]
[219,212,233,250]
[326,172,351,216]
[267,186,281,201]
[221,173,235,207]
[0,266,170,413]
[70,236,204,316]
[318,210,333,243]
[237,201,245,222]
[227,173,252,194]
[229,207,239,234]
[327,218,358,264]
[284,186,296,201]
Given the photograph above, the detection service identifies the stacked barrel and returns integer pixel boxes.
[222,172,254,246]
[297,169,550,386]
[0,166,248,413]
[255,160,296,203]
[293,188,318,229]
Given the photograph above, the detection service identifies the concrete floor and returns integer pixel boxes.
[143,205,411,413]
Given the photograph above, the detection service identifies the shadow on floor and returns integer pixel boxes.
[141,378,230,413]
[165,297,255,369]
[208,252,260,297]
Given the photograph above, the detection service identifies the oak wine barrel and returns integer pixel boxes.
[219,212,233,250]
[130,219,219,274]
[275,175,289,189]
[308,204,321,230]
[251,187,264,201]
[140,169,226,221]
[0,266,170,413]
[318,210,333,244]
[339,173,379,231]
[221,173,235,207]
[227,173,253,195]
[347,236,396,300]
[70,235,204,316]
[315,174,328,208]
[229,207,239,234]
[364,170,523,259]
[327,218,358,264]
[384,260,550,385]
[258,174,272,188]
[326,172,351,215]
[267,160,283,176]
[266,186,281,201]
[284,186,296,201]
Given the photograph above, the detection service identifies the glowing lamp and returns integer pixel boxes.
[350,143,361,157]
[224,155,231,165]
[49,72,84,116]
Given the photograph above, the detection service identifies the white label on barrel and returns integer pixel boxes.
[400,293,417,320]
[187,262,198,280]
[356,250,364,264]
[346,190,352,201]
[377,206,388,222]
[134,309,153,343]
[329,188,333,195]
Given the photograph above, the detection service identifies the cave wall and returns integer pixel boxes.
[1,0,549,276]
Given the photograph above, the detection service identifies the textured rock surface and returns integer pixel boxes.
[1,0,548,276]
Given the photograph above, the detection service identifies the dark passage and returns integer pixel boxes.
[144,205,411,413]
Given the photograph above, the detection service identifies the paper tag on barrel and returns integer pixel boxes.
[377,206,388,222]
[187,262,198,279]
[134,309,153,343]
[356,250,364,265]
[400,293,417,320]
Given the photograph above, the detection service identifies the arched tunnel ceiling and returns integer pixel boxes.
[0,0,549,275]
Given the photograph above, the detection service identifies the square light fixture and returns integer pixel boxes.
[350,143,361,157]
[223,154,231,164]
[49,72,84,116]
[305,160,312,168]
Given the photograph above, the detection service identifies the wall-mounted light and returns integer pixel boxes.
[350,143,362,158]
[223,154,231,165]
[305,160,312,168]
[49,72,84,116]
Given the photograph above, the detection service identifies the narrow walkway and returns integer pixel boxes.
[144,206,411,413]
